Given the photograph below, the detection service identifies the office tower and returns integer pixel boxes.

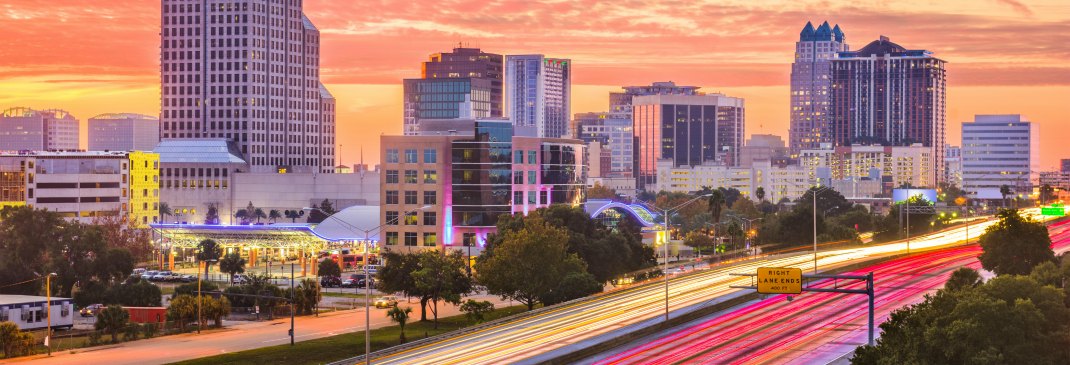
[740,134,791,168]
[610,82,701,120]
[505,55,571,138]
[830,36,947,184]
[88,113,161,151]
[422,47,503,117]
[789,21,848,156]
[961,115,1039,198]
[573,112,633,177]
[0,107,79,151]
[944,145,963,188]
[403,78,494,135]
[160,1,335,173]
[1062,159,1070,173]
[633,93,745,190]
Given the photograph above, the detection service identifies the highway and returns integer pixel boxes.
[586,217,1070,365]
[363,211,1037,365]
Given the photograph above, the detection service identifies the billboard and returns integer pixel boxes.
[892,189,938,204]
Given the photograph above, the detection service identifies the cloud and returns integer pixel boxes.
[994,0,1033,15]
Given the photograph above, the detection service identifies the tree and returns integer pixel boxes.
[284,209,305,223]
[0,322,35,358]
[204,202,220,225]
[0,206,64,295]
[201,296,231,327]
[587,182,618,200]
[539,271,603,306]
[317,259,341,278]
[106,278,163,307]
[796,187,854,217]
[293,279,322,315]
[174,281,218,297]
[218,252,246,279]
[1000,184,1013,207]
[253,208,266,224]
[1039,184,1055,205]
[196,239,223,276]
[166,295,198,331]
[476,216,588,310]
[377,251,427,320]
[1029,261,1063,288]
[234,209,249,225]
[944,267,982,291]
[978,210,1055,276]
[96,305,130,343]
[307,199,338,223]
[411,250,473,328]
[705,188,726,225]
[728,198,761,220]
[159,202,173,222]
[755,186,766,202]
[92,215,152,261]
[268,209,282,223]
[460,300,494,324]
[683,231,714,255]
[386,306,413,344]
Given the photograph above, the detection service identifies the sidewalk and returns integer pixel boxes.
[15,293,508,365]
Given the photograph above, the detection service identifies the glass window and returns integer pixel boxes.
[385,232,398,245]
[541,191,549,205]
[514,151,523,164]
[513,171,523,184]
[513,191,523,204]
[528,191,537,204]
[423,233,437,247]
[424,212,437,226]
[404,191,417,204]
[385,211,398,225]
[385,149,399,163]
[528,150,537,164]
[386,170,398,183]
[404,232,418,246]
[405,149,418,163]
[462,233,477,247]
[424,191,437,205]
[404,212,418,225]
[385,191,398,204]
[528,171,536,184]
[423,170,437,183]
[424,149,437,163]
[404,170,418,183]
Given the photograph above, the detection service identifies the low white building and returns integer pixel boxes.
[88,113,160,152]
[655,160,810,202]
[800,145,934,189]
[587,176,637,198]
[0,295,74,330]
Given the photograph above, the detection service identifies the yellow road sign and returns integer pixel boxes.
[757,267,802,294]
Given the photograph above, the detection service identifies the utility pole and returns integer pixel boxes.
[290,263,295,346]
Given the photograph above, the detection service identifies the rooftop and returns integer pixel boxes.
[0,295,72,306]
[90,113,158,121]
[154,139,247,164]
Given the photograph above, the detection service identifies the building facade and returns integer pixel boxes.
[505,55,571,138]
[961,114,1039,198]
[830,36,947,184]
[422,47,503,118]
[0,107,79,151]
[160,0,335,173]
[403,78,493,134]
[88,113,161,151]
[944,145,963,188]
[789,21,848,156]
[655,160,810,203]
[0,151,159,226]
[573,112,633,177]
[633,93,745,190]
[740,134,792,168]
[800,145,935,190]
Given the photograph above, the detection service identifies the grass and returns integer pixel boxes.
[169,304,529,365]
[321,291,367,299]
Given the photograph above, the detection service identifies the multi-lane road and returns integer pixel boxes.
[587,217,1070,365]
[362,212,1032,364]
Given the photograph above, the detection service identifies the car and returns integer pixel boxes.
[151,271,174,281]
[341,278,357,288]
[141,270,158,281]
[320,276,341,288]
[132,268,146,276]
[232,274,250,285]
[356,278,375,289]
[177,274,195,283]
[79,304,104,317]
[373,296,398,309]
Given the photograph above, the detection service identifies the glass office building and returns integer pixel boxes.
[403,78,493,134]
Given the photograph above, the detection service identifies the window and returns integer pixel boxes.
[404,170,417,183]
[424,191,437,205]
[528,171,536,184]
[424,212,437,226]
[514,151,523,164]
[423,233,438,247]
[424,149,437,163]
[541,191,549,205]
[513,171,523,184]
[528,191,537,204]
[385,191,398,204]
[404,191,417,204]
[385,211,398,225]
[404,212,418,225]
[514,191,523,204]
[385,149,399,163]
[463,233,477,247]
[405,149,417,163]
[423,170,437,183]
[404,232,418,246]
[385,232,398,245]
[528,150,537,164]
[386,170,398,183]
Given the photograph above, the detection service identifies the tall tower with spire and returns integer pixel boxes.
[788,21,847,157]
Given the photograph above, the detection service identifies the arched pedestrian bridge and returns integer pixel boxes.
[583,199,659,228]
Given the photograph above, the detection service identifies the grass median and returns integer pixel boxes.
[169,304,529,365]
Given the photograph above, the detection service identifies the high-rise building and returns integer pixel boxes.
[160,1,335,173]
[573,112,633,177]
[740,134,791,168]
[830,36,947,184]
[422,47,503,117]
[944,145,963,188]
[961,115,1039,198]
[1062,159,1070,173]
[610,82,701,120]
[789,21,848,157]
[403,78,494,134]
[0,107,79,151]
[505,55,571,138]
[88,113,161,151]
[800,145,935,190]
[633,93,745,190]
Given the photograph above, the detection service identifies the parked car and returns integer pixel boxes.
[320,276,342,288]
[141,270,158,281]
[373,296,398,309]
[356,278,376,289]
[231,274,250,285]
[177,274,196,283]
[151,271,174,281]
[132,268,146,276]
[79,304,104,317]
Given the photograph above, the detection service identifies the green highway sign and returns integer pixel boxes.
[1042,205,1066,217]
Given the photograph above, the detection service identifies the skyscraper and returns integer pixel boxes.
[0,107,79,151]
[160,1,336,173]
[830,36,947,184]
[422,47,503,117]
[962,115,1038,198]
[789,21,848,156]
[505,55,571,138]
[88,113,161,151]
[403,78,494,135]
[633,93,745,190]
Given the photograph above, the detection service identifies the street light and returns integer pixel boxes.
[305,204,431,364]
[638,193,711,321]
[44,272,56,356]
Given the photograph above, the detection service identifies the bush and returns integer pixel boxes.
[123,324,140,341]
[106,278,162,307]
[1,321,36,358]
[174,281,218,297]
[141,323,158,339]
[95,305,130,343]
[460,300,494,324]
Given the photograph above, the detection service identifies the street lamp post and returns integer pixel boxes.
[305,205,431,364]
[45,272,56,356]
[640,194,711,321]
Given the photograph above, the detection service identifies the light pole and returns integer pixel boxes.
[305,204,431,364]
[45,272,56,356]
[724,214,762,255]
[639,194,711,321]
[805,186,833,273]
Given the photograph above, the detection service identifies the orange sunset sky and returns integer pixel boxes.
[1,0,1067,168]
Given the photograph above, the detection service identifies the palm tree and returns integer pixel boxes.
[159,202,173,222]
[219,252,246,279]
[234,209,249,224]
[707,189,726,225]
[95,305,129,343]
[253,208,267,224]
[196,239,223,275]
[755,187,766,202]
[999,185,1013,208]
[268,209,282,223]
[387,306,413,344]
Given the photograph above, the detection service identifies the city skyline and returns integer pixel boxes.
[1,0,1068,168]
